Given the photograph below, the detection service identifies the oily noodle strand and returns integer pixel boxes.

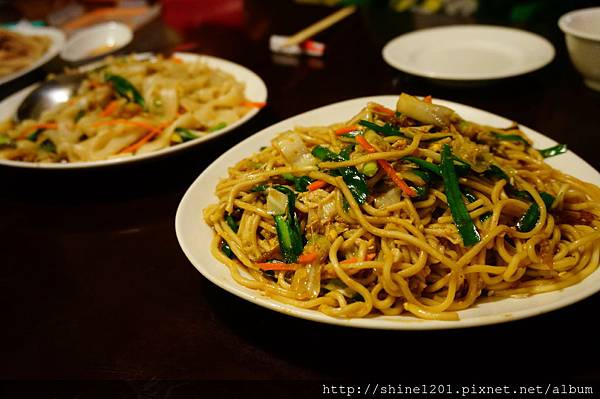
[203,103,600,321]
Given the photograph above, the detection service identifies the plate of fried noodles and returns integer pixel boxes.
[176,94,600,329]
[0,52,267,168]
[0,25,65,86]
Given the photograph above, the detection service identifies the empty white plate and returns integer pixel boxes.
[382,25,555,81]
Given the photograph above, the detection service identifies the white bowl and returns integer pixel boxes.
[60,22,132,63]
[559,7,600,91]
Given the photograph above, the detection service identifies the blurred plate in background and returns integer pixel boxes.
[0,25,65,86]
[382,25,555,81]
[0,52,267,169]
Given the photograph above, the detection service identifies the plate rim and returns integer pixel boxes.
[0,52,268,169]
[175,94,600,330]
[558,7,600,42]
[0,25,66,86]
[382,24,556,81]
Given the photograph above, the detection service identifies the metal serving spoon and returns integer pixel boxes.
[15,73,86,122]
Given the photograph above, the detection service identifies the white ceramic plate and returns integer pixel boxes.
[60,22,133,62]
[0,25,66,86]
[176,95,600,330]
[382,25,555,81]
[0,52,267,169]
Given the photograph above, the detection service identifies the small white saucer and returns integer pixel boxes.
[60,22,132,63]
[382,25,555,81]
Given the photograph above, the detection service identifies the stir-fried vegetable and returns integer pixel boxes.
[104,73,145,107]
[101,100,120,117]
[271,186,304,263]
[281,173,313,192]
[250,184,268,192]
[484,164,509,180]
[462,187,492,221]
[27,128,44,142]
[208,122,227,132]
[396,93,456,128]
[20,123,58,141]
[0,135,12,146]
[307,180,328,191]
[441,144,480,246]
[39,139,56,153]
[334,125,361,136]
[403,156,471,177]
[358,120,402,137]
[221,241,234,258]
[266,187,289,216]
[538,144,567,158]
[483,164,554,205]
[257,261,298,271]
[410,185,428,201]
[492,132,530,146]
[411,169,433,184]
[242,101,267,108]
[312,145,369,204]
[355,135,416,197]
[374,187,402,208]
[273,132,317,167]
[74,110,86,122]
[298,252,318,264]
[516,192,555,232]
[361,161,378,177]
[174,127,198,142]
[225,214,238,232]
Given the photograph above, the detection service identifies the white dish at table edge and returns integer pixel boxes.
[0,25,66,86]
[0,52,268,169]
[60,21,133,63]
[382,25,555,81]
[176,95,600,330]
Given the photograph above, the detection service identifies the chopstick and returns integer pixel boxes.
[282,5,356,47]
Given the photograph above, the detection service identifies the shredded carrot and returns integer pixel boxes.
[378,159,416,197]
[298,252,318,264]
[19,123,58,139]
[118,118,176,154]
[334,125,360,135]
[355,135,416,197]
[355,135,376,153]
[101,100,120,117]
[423,95,432,103]
[118,119,172,154]
[119,129,161,154]
[257,262,299,271]
[242,101,266,108]
[307,180,328,191]
[371,104,395,116]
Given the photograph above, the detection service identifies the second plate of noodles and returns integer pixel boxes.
[176,94,600,329]
[0,52,267,168]
[0,25,65,86]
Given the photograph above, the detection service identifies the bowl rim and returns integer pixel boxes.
[60,21,133,62]
[558,7,600,42]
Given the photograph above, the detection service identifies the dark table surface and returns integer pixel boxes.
[2,0,600,393]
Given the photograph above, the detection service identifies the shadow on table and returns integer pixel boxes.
[202,276,600,381]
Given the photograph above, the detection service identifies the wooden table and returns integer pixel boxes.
[2,0,599,394]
